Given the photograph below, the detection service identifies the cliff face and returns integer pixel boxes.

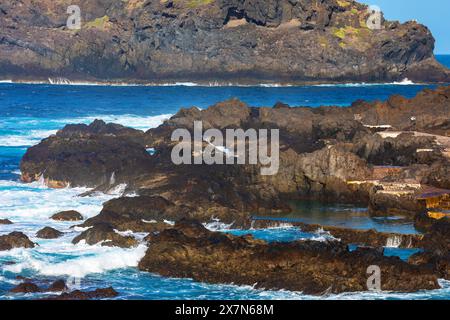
[0,0,449,83]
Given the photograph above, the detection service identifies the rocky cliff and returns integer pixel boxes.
[0,0,449,84]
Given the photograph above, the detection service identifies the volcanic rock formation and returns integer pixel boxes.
[0,0,449,84]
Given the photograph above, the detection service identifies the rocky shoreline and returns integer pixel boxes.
[1,0,449,84]
[3,85,448,296]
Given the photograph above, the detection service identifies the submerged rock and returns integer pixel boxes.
[47,287,119,300]
[47,280,68,292]
[36,227,64,239]
[0,232,35,251]
[72,223,138,248]
[50,210,84,222]
[138,219,439,294]
[10,282,41,294]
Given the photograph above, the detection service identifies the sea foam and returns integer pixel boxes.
[3,244,148,278]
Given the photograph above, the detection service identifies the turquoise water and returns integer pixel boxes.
[1,60,450,300]
[253,201,419,235]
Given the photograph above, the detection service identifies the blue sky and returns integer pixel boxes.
[359,0,450,53]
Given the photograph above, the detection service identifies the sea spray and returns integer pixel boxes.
[386,235,403,248]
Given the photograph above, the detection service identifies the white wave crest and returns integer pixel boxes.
[55,113,172,131]
[4,244,147,278]
[315,78,418,87]
[0,130,57,147]
[0,114,171,147]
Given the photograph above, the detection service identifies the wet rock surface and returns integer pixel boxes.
[79,196,185,232]
[21,120,152,188]
[138,219,439,294]
[0,0,448,84]
[47,280,69,292]
[47,287,119,300]
[50,210,84,221]
[10,282,41,294]
[36,227,63,239]
[10,279,96,297]
[10,279,117,300]
[0,232,35,251]
[72,223,138,248]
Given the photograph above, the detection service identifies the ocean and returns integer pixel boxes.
[0,56,449,300]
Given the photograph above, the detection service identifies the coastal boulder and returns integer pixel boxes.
[79,196,186,233]
[72,223,138,248]
[46,287,118,300]
[10,282,41,294]
[51,210,84,222]
[36,227,64,239]
[0,232,35,251]
[21,120,153,188]
[47,280,68,292]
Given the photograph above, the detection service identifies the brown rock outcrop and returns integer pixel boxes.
[0,232,35,251]
[50,210,84,222]
[138,219,439,294]
[72,223,138,248]
[36,227,64,239]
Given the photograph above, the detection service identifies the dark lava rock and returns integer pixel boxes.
[0,232,35,251]
[409,217,450,280]
[48,287,118,300]
[138,219,439,294]
[36,227,64,239]
[0,0,448,84]
[79,196,187,232]
[354,133,443,166]
[422,160,450,189]
[414,212,438,233]
[409,251,450,280]
[420,218,450,257]
[21,120,153,188]
[72,223,138,248]
[47,279,68,292]
[10,282,41,294]
[20,86,450,231]
[0,219,13,225]
[368,188,426,218]
[51,210,84,222]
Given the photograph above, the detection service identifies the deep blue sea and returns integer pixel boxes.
[0,56,449,300]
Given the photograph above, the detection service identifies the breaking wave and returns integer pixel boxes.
[3,244,147,278]
[0,114,172,147]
